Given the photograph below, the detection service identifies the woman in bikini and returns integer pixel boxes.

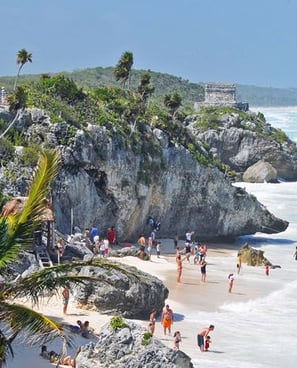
[176,254,186,283]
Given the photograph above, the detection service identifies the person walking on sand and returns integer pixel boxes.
[176,254,186,283]
[62,284,70,315]
[228,273,234,293]
[161,304,174,335]
[200,259,207,282]
[197,325,215,352]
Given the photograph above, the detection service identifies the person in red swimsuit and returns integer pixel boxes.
[107,226,116,246]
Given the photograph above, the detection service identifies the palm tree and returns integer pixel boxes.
[113,51,134,89]
[163,92,182,120]
[137,72,155,103]
[0,149,141,366]
[13,49,32,91]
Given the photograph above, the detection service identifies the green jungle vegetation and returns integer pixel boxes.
[2,65,297,107]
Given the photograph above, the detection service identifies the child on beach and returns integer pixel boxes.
[228,273,234,293]
[200,259,207,282]
[265,262,270,276]
[173,331,182,350]
[205,335,211,351]
[197,325,215,352]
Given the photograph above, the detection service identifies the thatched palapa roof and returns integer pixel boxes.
[0,196,55,222]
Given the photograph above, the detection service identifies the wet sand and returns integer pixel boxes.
[10,240,279,367]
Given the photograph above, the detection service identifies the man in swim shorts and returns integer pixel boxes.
[161,304,174,335]
[197,325,215,352]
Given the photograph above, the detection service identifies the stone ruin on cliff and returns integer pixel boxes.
[194,83,249,111]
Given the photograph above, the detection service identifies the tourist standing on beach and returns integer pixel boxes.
[176,254,186,283]
[265,262,270,276]
[237,254,242,274]
[184,242,192,263]
[55,238,65,264]
[107,226,116,247]
[173,234,179,248]
[156,241,161,258]
[62,284,70,315]
[90,226,100,243]
[147,236,153,260]
[185,230,194,244]
[200,259,207,282]
[148,309,157,335]
[228,273,234,293]
[197,325,215,352]
[161,304,174,335]
[138,234,146,259]
[103,237,109,257]
[151,229,157,247]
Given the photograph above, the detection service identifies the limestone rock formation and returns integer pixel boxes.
[75,320,193,368]
[186,112,297,181]
[243,160,278,183]
[74,258,169,319]
[238,243,280,268]
[0,108,289,242]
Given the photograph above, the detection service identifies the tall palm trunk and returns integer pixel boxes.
[0,110,20,139]
[13,65,23,91]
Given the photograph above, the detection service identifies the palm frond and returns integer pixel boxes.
[0,221,22,270]
[0,329,16,363]
[4,258,142,305]
[18,150,60,226]
[0,302,69,346]
[0,150,60,269]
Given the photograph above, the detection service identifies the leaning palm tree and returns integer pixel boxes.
[0,149,141,366]
[0,86,28,139]
[13,49,32,91]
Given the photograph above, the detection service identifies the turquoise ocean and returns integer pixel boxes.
[190,106,297,368]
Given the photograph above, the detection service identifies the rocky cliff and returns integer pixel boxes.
[0,109,289,241]
[185,109,297,182]
[75,319,193,368]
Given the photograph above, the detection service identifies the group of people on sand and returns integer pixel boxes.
[70,319,99,338]
[66,225,117,259]
[149,304,182,350]
[137,234,161,260]
[175,234,208,284]
[149,303,215,352]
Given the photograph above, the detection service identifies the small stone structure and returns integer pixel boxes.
[194,83,249,111]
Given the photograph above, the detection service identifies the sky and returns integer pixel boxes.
[1,0,297,88]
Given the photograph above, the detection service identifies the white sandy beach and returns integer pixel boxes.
[7,240,280,368]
